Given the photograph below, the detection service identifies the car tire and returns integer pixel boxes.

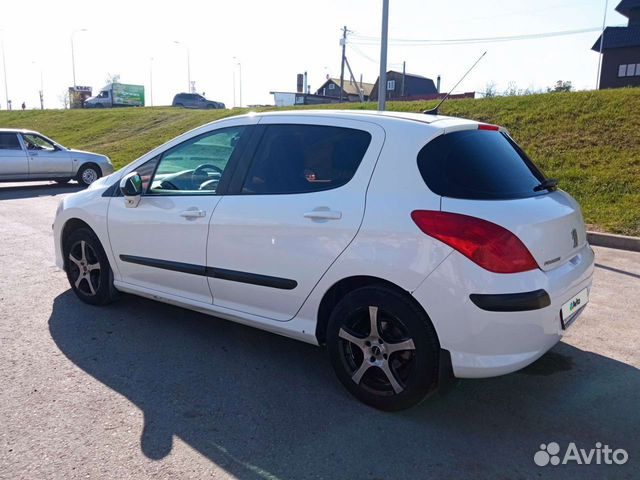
[327,285,440,411]
[77,164,101,187]
[54,178,72,184]
[63,228,119,306]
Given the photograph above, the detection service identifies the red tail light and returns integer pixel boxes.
[411,210,538,274]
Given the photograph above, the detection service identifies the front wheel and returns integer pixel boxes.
[63,228,118,306]
[77,164,100,187]
[327,285,440,411]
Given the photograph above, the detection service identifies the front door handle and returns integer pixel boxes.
[303,210,342,220]
[180,209,207,219]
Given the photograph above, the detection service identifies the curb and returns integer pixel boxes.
[587,231,640,253]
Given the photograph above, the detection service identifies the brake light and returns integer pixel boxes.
[411,210,538,274]
[478,124,500,131]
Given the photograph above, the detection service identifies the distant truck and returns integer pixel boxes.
[84,83,145,108]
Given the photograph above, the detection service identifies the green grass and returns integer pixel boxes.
[1,87,638,235]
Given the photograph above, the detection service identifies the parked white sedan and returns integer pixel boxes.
[53,110,594,410]
[0,129,113,186]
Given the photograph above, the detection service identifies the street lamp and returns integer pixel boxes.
[149,57,154,107]
[1,29,9,110]
[71,28,87,88]
[174,41,191,92]
[233,57,242,107]
[377,0,389,111]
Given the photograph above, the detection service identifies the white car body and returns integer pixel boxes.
[0,128,113,183]
[53,110,594,382]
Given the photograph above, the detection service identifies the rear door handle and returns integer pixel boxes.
[303,210,342,220]
[180,209,207,219]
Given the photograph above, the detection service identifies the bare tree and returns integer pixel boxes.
[503,81,520,97]
[105,73,121,84]
[58,90,70,109]
[483,81,498,98]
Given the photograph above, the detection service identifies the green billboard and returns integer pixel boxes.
[112,83,145,106]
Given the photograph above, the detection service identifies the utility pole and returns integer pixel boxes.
[596,0,609,89]
[378,0,389,111]
[71,29,87,88]
[339,25,347,103]
[1,30,8,109]
[149,57,154,107]
[234,58,242,107]
[344,57,364,102]
[401,60,406,98]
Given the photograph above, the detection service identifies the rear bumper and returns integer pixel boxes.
[412,244,594,378]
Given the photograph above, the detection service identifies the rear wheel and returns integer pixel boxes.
[77,164,100,187]
[327,285,439,411]
[63,228,118,306]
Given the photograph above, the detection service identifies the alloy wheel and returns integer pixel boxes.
[67,240,101,296]
[338,305,416,396]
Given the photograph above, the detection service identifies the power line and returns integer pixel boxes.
[349,26,613,47]
[350,44,403,67]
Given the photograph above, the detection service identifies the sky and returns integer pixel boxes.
[0,0,627,110]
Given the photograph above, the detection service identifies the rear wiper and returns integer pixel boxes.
[533,178,558,192]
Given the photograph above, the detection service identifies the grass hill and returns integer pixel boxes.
[0,88,638,236]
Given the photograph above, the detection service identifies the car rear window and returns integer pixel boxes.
[417,130,547,200]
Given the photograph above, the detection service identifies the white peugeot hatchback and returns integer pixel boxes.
[53,110,594,410]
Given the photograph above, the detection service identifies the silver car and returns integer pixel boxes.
[0,129,113,187]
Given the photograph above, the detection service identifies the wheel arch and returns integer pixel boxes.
[77,161,101,176]
[61,218,96,251]
[315,275,435,346]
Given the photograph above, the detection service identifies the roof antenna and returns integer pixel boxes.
[424,51,487,116]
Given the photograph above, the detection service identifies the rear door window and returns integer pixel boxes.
[417,130,546,200]
[0,133,21,150]
[241,124,371,194]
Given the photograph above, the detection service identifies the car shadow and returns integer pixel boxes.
[0,182,82,200]
[48,291,639,479]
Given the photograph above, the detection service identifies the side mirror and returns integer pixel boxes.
[120,172,142,208]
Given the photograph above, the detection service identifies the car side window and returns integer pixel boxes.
[241,124,371,195]
[22,134,55,151]
[148,126,246,195]
[136,155,161,193]
[0,133,21,150]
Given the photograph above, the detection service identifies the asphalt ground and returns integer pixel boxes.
[1,181,638,479]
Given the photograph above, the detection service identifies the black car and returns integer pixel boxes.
[172,93,225,109]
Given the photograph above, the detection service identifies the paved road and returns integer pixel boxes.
[1,182,638,480]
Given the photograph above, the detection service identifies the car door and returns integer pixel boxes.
[207,116,385,321]
[107,122,255,304]
[21,133,72,176]
[0,132,28,180]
